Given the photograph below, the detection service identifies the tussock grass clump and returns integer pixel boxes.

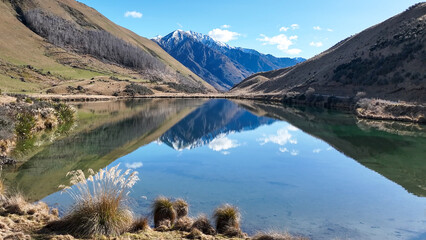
[213,204,240,234]
[252,232,309,240]
[191,215,215,235]
[129,217,150,232]
[173,216,193,232]
[173,198,189,218]
[152,196,176,228]
[186,227,203,239]
[54,164,139,237]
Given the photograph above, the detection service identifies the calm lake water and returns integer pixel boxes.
[5,99,426,240]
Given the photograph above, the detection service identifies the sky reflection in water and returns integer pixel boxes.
[42,99,426,240]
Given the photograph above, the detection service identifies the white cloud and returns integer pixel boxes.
[221,24,231,29]
[291,24,299,30]
[310,41,323,47]
[258,126,298,146]
[125,162,143,169]
[289,35,298,40]
[290,150,299,156]
[327,28,334,32]
[313,148,321,153]
[285,48,302,55]
[279,26,289,32]
[326,147,333,151]
[313,26,322,31]
[222,151,230,155]
[208,134,240,151]
[279,147,289,153]
[177,22,183,28]
[257,34,301,55]
[124,11,143,18]
[208,28,240,43]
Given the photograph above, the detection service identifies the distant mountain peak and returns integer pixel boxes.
[154,30,305,91]
[158,29,232,50]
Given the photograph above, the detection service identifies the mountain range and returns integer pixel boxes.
[154,30,304,91]
[232,3,426,104]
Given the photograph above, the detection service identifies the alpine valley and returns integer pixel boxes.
[154,30,304,91]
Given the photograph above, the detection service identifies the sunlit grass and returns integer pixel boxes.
[213,204,240,234]
[55,164,139,237]
[152,196,176,228]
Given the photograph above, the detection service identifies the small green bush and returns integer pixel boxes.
[54,103,75,124]
[15,112,36,138]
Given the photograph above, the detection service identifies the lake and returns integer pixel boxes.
[4,99,426,240]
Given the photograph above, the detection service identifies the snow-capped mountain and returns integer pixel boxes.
[153,30,304,91]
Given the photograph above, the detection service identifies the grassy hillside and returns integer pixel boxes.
[232,3,426,104]
[0,0,216,95]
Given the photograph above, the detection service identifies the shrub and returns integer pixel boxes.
[15,112,36,138]
[54,103,75,124]
[152,196,176,228]
[129,217,149,232]
[124,83,154,96]
[191,215,215,235]
[213,204,240,234]
[54,164,139,237]
[173,198,189,218]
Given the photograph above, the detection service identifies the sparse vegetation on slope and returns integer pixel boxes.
[23,9,166,73]
[0,0,215,95]
[231,3,426,119]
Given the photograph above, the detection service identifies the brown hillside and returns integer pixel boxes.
[231,3,426,104]
[0,0,216,95]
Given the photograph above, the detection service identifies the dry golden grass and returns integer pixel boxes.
[173,198,189,218]
[52,164,139,237]
[192,215,216,235]
[152,196,177,228]
[213,204,241,234]
[129,217,150,233]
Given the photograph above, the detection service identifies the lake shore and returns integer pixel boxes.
[0,194,306,240]
[23,93,426,123]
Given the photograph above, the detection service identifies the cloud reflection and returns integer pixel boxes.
[258,125,298,146]
[125,162,143,169]
[208,134,240,152]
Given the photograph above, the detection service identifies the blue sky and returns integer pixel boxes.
[78,0,421,59]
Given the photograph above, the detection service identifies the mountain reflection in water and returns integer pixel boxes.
[3,99,424,240]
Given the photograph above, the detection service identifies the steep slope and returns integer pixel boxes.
[232,3,426,104]
[154,30,303,91]
[0,0,216,95]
